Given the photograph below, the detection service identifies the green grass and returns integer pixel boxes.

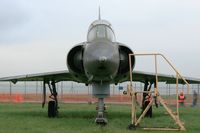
[0,103,199,133]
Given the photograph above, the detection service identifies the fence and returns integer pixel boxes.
[0,81,199,106]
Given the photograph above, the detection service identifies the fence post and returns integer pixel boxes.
[9,82,12,96]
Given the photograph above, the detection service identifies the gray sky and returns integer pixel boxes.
[0,0,200,78]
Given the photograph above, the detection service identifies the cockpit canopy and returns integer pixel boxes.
[87,20,116,42]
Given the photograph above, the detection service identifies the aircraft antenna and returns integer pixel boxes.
[98,6,101,20]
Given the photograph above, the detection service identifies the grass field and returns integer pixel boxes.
[0,103,199,133]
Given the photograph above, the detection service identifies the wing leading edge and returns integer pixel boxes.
[132,70,200,84]
[0,70,200,85]
[0,70,79,84]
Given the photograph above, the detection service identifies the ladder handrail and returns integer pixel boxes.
[128,52,188,131]
[129,53,190,93]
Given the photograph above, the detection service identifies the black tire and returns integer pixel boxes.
[48,101,56,118]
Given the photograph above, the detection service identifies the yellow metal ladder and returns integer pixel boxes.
[128,53,189,131]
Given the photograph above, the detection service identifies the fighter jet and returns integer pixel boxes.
[0,11,200,124]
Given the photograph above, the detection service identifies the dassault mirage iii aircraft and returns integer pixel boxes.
[0,12,200,124]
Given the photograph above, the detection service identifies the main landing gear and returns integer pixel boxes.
[42,81,109,125]
[42,80,59,118]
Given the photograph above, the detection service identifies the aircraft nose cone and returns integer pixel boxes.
[99,56,107,63]
[83,41,120,81]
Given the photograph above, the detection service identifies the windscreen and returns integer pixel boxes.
[87,25,115,42]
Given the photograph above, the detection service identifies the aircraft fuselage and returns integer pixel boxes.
[83,40,119,82]
[67,19,135,85]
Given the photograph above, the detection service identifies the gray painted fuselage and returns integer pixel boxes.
[67,18,135,98]
[83,20,119,83]
[84,41,119,82]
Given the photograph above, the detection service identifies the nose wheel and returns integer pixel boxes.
[95,118,108,125]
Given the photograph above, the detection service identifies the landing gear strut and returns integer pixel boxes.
[42,80,59,118]
[95,98,107,125]
[142,80,153,118]
[92,83,110,125]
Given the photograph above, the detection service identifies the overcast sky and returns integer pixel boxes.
[0,0,200,78]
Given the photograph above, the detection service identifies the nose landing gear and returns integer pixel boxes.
[95,98,108,125]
